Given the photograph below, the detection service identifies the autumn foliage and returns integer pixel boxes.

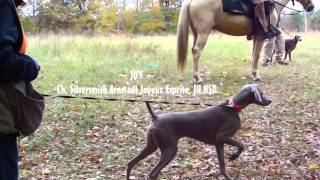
[21,0,181,34]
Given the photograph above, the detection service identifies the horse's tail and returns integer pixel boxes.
[177,0,191,72]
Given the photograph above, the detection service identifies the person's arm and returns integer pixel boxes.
[0,0,39,82]
[0,46,39,81]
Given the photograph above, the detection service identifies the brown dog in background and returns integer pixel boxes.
[284,35,302,62]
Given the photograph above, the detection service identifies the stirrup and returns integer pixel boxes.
[264,25,281,39]
[268,24,281,35]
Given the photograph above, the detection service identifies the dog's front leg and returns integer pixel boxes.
[215,143,232,180]
[289,52,292,62]
[220,137,244,161]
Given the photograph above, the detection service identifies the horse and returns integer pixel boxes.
[177,0,314,83]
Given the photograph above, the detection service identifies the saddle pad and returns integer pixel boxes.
[222,0,254,18]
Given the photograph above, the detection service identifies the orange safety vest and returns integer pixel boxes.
[19,28,27,54]
[11,0,28,54]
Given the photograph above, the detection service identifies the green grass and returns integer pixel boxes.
[29,33,319,95]
[20,33,320,179]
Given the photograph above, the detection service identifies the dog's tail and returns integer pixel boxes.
[146,102,157,120]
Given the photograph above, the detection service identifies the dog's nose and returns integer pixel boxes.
[267,99,272,104]
[262,98,272,106]
[307,4,314,12]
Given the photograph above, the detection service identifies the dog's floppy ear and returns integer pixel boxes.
[251,85,262,102]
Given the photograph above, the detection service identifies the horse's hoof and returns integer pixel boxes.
[194,76,203,84]
[195,78,203,84]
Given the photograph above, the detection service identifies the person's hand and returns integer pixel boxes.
[22,55,40,81]
[0,46,41,82]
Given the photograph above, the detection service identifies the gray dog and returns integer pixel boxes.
[127,84,272,180]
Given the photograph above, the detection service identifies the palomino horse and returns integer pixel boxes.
[177,0,314,83]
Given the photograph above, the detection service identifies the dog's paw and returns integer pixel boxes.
[228,154,239,161]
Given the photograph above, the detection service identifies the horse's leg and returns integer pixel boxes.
[191,24,198,52]
[252,36,265,81]
[191,25,199,81]
[192,32,210,84]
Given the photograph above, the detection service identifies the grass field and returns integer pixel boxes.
[20,33,320,179]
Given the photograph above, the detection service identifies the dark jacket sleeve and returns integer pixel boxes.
[0,46,39,81]
[0,0,39,82]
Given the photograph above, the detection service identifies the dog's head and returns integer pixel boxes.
[294,35,302,42]
[241,84,272,106]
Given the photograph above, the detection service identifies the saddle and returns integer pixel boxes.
[222,0,254,19]
[222,0,277,39]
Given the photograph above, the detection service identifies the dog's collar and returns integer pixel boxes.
[227,99,242,112]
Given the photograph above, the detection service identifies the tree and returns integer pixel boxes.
[37,0,78,32]
[309,10,320,31]
[22,0,182,34]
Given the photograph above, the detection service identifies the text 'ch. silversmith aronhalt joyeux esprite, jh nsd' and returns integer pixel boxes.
[55,70,218,96]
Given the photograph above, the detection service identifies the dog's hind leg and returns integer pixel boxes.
[284,52,288,61]
[148,133,178,180]
[148,146,177,180]
[127,133,158,180]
